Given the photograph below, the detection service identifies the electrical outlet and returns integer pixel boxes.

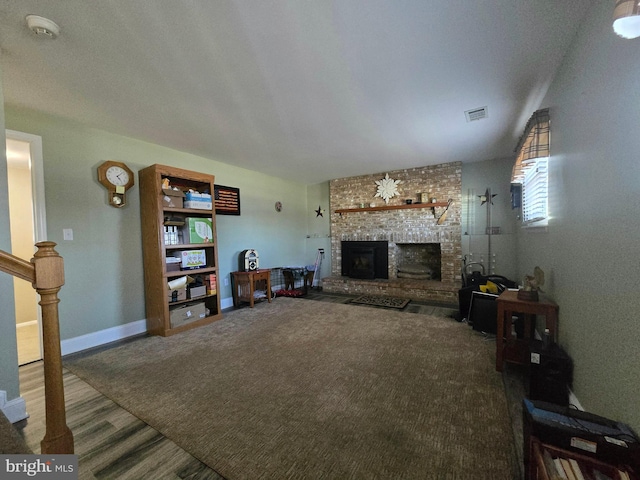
[530,352,540,365]
[224,277,229,286]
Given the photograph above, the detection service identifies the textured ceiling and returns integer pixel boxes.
[0,1,593,184]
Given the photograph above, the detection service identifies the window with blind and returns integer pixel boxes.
[511,108,550,227]
[522,157,548,224]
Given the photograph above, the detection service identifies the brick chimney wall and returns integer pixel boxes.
[326,162,462,301]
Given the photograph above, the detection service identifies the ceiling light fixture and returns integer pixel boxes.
[26,15,60,39]
[613,0,640,39]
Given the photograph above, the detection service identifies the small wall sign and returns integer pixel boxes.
[214,185,241,215]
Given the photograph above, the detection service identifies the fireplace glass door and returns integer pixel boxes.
[348,248,375,279]
[341,241,388,279]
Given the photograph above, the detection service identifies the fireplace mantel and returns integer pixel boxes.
[335,201,449,215]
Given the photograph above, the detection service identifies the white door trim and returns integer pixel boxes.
[6,129,47,242]
[6,129,46,363]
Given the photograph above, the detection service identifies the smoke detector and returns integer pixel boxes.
[26,15,60,39]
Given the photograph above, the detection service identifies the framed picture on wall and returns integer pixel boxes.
[214,185,241,215]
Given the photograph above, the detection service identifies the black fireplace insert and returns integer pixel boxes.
[341,241,388,279]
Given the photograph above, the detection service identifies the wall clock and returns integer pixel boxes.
[97,160,135,208]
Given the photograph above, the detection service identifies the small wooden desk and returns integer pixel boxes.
[231,269,272,308]
[495,290,558,372]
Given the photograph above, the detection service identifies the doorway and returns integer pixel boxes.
[6,130,47,365]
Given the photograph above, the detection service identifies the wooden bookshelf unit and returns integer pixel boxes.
[139,164,222,336]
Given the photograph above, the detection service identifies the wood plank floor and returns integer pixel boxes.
[14,291,526,479]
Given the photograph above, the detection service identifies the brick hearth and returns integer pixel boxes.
[322,276,460,305]
[325,162,462,304]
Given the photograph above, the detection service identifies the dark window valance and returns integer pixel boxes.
[511,108,550,183]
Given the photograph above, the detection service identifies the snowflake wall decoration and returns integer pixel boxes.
[374,173,402,204]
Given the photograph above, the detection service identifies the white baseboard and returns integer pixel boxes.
[61,297,234,356]
[61,319,147,356]
[568,389,584,411]
[0,391,28,423]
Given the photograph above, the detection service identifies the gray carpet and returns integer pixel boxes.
[0,410,32,454]
[65,297,518,479]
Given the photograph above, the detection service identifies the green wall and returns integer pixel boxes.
[304,181,331,280]
[4,107,313,343]
[516,1,640,432]
[461,157,518,282]
[0,58,21,401]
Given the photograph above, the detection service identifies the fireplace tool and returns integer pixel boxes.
[310,248,324,288]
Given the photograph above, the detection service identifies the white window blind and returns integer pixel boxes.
[522,157,548,224]
[511,108,550,227]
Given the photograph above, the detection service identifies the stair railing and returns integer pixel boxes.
[0,241,74,453]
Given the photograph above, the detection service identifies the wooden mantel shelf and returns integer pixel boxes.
[335,201,449,214]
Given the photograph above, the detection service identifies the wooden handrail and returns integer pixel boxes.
[0,251,35,283]
[0,241,74,454]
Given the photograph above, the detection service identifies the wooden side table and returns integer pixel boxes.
[495,290,558,372]
[231,269,272,308]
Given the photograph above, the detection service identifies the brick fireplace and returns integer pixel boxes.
[323,162,462,305]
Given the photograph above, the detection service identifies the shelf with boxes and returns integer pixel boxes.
[530,437,637,480]
[165,248,217,277]
[139,164,222,336]
[524,399,640,480]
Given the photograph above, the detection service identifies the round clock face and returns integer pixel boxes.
[105,166,130,186]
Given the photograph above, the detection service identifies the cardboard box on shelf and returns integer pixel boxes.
[180,249,206,269]
[167,287,187,303]
[166,256,182,272]
[183,217,213,244]
[189,285,207,299]
[206,274,217,295]
[169,302,207,328]
[162,188,184,208]
[184,192,212,210]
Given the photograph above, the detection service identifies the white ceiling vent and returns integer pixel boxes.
[465,106,488,122]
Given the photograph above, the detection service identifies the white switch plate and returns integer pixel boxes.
[63,228,73,241]
[224,277,229,286]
